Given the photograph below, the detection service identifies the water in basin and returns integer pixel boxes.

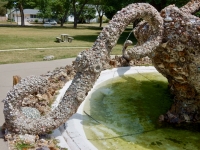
[83,72,200,150]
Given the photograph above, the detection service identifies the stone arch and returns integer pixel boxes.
[3,3,164,134]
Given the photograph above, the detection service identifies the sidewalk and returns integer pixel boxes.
[0,47,89,52]
[0,58,75,149]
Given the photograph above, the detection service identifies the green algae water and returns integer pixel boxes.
[83,72,200,150]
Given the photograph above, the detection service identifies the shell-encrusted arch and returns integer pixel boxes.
[3,3,163,134]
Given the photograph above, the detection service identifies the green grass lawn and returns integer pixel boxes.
[0,23,136,64]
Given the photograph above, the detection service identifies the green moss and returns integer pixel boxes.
[83,72,200,150]
[15,141,35,150]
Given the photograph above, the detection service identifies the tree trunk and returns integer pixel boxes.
[99,15,103,27]
[61,20,64,27]
[61,10,68,27]
[74,15,78,28]
[60,17,64,27]
[72,0,89,28]
[72,0,77,28]
[19,4,24,26]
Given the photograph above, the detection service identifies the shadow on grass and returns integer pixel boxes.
[72,28,137,45]
[0,24,103,30]
[0,25,138,46]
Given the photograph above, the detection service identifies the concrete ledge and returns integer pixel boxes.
[52,66,158,149]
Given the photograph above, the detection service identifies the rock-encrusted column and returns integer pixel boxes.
[3,3,163,135]
[124,0,200,123]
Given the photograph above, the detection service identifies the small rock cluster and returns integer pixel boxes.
[5,133,66,150]
[3,65,76,135]
[20,65,76,116]
[43,55,55,61]
[3,65,76,149]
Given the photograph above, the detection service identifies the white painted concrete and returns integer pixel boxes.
[52,66,158,149]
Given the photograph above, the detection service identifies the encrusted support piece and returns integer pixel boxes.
[126,1,200,123]
[180,0,200,14]
[3,3,163,135]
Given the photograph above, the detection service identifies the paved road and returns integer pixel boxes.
[0,47,90,52]
[0,58,75,149]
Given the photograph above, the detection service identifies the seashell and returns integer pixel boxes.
[92,64,102,73]
[179,91,186,97]
[189,18,196,23]
[172,34,179,39]
[76,92,85,102]
[180,20,185,24]
[174,22,180,28]
[151,51,155,57]
[124,40,133,47]
[157,63,165,69]
[161,42,168,48]
[76,54,82,62]
[179,57,186,62]
[160,10,166,17]
[165,17,173,22]
[176,44,185,51]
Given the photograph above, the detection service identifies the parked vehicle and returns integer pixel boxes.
[44,20,57,25]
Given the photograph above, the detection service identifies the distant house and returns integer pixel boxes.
[8,8,100,24]
[67,15,98,23]
[8,9,48,23]
[0,10,7,21]
[0,16,7,21]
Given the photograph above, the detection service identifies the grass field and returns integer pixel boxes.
[0,23,136,64]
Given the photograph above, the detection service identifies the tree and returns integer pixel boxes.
[0,7,6,16]
[195,11,200,17]
[72,0,90,28]
[36,0,52,23]
[104,0,190,19]
[0,1,7,16]
[5,0,36,26]
[78,5,96,23]
[85,5,96,23]
[51,0,71,27]
[92,0,107,27]
[11,0,25,26]
[103,0,122,19]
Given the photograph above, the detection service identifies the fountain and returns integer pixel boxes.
[2,0,200,149]
[82,71,200,150]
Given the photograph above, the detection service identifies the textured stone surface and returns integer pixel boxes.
[2,1,200,136]
[126,0,200,123]
[21,107,41,119]
[3,3,162,135]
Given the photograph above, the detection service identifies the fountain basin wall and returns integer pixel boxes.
[52,66,159,149]
[52,66,200,150]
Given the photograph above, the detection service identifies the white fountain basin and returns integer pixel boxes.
[51,66,158,150]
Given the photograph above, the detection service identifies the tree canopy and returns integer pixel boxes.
[51,0,71,26]
[0,1,7,16]
[36,0,52,23]
[104,0,191,19]
[2,0,198,27]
